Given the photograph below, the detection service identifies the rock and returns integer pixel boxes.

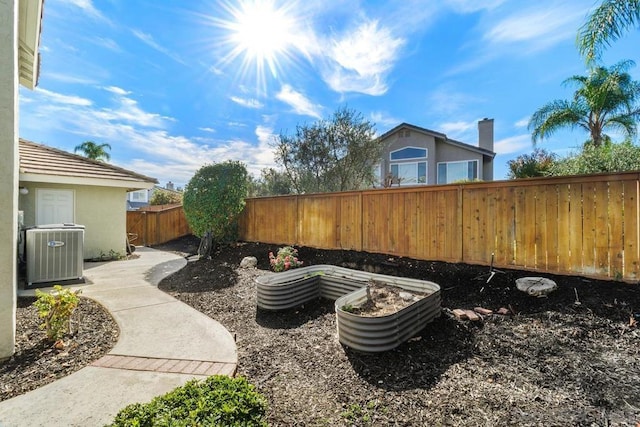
[399,291,414,301]
[452,309,468,320]
[474,307,493,316]
[463,309,481,321]
[240,256,258,269]
[516,277,557,297]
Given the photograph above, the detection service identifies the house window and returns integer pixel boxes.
[437,160,478,184]
[390,147,428,185]
[390,147,426,160]
[130,190,148,202]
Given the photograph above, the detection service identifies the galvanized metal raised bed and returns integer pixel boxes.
[255,265,441,352]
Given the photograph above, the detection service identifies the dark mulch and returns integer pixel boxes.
[0,296,119,402]
[156,235,640,426]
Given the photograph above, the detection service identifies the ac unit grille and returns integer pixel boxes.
[26,228,84,286]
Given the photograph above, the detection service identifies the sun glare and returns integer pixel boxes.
[214,0,305,92]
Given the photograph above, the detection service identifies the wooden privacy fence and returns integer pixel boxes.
[126,204,191,246]
[238,172,640,281]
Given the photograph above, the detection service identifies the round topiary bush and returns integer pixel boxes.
[183,161,249,256]
[108,375,268,427]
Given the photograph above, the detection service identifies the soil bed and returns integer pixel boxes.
[0,296,119,402]
[157,236,640,426]
[343,281,428,317]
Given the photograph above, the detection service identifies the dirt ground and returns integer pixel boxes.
[0,296,119,402]
[156,235,640,427]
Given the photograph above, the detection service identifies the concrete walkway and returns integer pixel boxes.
[0,247,237,427]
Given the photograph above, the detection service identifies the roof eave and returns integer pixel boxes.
[19,172,157,190]
[18,0,44,90]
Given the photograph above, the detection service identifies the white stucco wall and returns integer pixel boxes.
[19,183,128,260]
[0,0,19,360]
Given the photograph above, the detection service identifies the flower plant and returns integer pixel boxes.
[269,246,304,272]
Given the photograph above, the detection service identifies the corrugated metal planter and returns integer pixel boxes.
[255,265,441,352]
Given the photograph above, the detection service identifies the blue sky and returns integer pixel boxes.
[19,0,640,188]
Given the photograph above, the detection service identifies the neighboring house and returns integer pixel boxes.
[2,0,45,359]
[126,182,181,211]
[18,139,158,259]
[127,188,152,210]
[377,119,495,186]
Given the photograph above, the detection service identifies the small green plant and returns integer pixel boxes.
[269,246,304,272]
[341,304,356,313]
[108,375,268,427]
[340,400,385,425]
[33,285,81,341]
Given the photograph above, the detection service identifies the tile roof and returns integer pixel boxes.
[19,139,158,186]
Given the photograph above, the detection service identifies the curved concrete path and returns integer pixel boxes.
[0,247,237,427]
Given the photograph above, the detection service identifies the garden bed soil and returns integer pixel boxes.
[344,281,428,317]
[156,236,640,426]
[0,296,119,402]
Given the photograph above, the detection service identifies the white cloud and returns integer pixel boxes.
[515,117,529,128]
[34,88,93,106]
[444,0,506,13]
[44,73,98,85]
[104,86,131,96]
[199,127,216,133]
[494,134,532,155]
[230,96,264,109]
[63,0,111,23]
[439,120,477,136]
[428,87,483,116]
[92,37,122,52]
[95,97,167,128]
[132,29,186,65]
[370,111,399,129]
[483,5,587,51]
[276,85,322,119]
[19,88,278,185]
[322,20,404,96]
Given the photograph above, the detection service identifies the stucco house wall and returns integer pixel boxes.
[1,0,44,360]
[0,0,20,360]
[19,183,128,259]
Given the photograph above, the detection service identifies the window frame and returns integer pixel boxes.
[390,146,428,161]
[436,159,479,184]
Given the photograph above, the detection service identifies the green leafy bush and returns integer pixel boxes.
[33,285,81,341]
[108,375,268,427]
[149,188,183,205]
[269,246,304,272]
[183,161,249,243]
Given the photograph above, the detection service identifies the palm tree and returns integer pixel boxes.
[529,60,640,147]
[578,0,640,63]
[74,141,112,161]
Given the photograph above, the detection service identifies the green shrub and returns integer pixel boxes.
[108,375,268,427]
[183,162,249,241]
[33,285,81,341]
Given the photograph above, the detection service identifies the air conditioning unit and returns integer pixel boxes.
[26,224,84,288]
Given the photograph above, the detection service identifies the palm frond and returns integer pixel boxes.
[577,0,640,63]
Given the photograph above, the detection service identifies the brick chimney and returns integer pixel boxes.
[478,118,494,152]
